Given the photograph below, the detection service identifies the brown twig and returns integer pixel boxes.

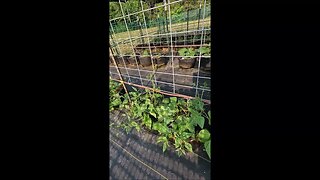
[110,78,211,104]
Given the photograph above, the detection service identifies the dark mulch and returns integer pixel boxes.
[109,110,211,180]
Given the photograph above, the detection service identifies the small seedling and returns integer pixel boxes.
[178,48,196,59]
[142,49,150,57]
[197,47,210,56]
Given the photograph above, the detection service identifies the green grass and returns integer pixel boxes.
[110,17,211,54]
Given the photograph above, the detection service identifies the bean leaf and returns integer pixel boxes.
[184,142,193,152]
[170,97,177,103]
[162,98,169,104]
[163,143,167,152]
[204,140,211,159]
[191,113,205,129]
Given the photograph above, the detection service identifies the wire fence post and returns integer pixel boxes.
[198,4,202,30]
[187,9,189,33]
[165,11,169,32]
[138,20,145,44]
[158,17,161,34]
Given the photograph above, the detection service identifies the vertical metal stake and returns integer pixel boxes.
[198,7,202,30]
[187,9,189,33]
[138,20,145,44]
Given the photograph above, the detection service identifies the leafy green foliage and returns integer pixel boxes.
[109,2,122,20]
[178,48,196,59]
[110,0,211,33]
[197,47,211,56]
[157,136,169,152]
[204,140,211,159]
[109,79,122,111]
[109,1,150,22]
[142,49,150,56]
[109,78,212,159]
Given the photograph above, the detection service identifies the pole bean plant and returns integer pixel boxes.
[109,78,211,159]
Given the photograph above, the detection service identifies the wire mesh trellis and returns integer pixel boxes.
[109,0,211,104]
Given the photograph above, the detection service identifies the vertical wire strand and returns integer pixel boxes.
[109,48,131,103]
[139,0,158,87]
[117,1,144,86]
[109,22,132,83]
[109,33,132,83]
[167,0,176,93]
[195,0,208,97]
[110,19,143,85]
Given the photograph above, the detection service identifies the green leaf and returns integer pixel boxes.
[143,115,152,129]
[145,99,151,105]
[153,123,168,134]
[164,117,173,125]
[198,129,211,143]
[204,140,211,159]
[185,122,195,133]
[162,98,169,104]
[189,108,200,117]
[178,48,188,56]
[159,125,169,134]
[154,93,162,98]
[130,121,138,127]
[181,132,192,139]
[172,123,178,130]
[191,114,205,129]
[181,148,186,155]
[177,149,183,157]
[184,142,193,152]
[150,111,157,118]
[157,136,167,143]
[135,125,141,132]
[176,116,183,122]
[132,87,138,91]
[170,97,177,103]
[175,138,182,148]
[198,47,211,56]
[163,143,167,152]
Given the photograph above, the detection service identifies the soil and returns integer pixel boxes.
[127,56,139,65]
[179,58,196,69]
[139,56,152,67]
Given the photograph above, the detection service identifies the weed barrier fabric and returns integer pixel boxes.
[109,110,211,180]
